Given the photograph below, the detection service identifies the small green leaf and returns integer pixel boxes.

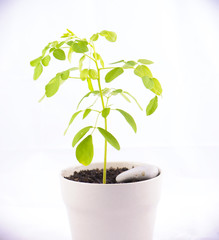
[134,65,153,78]
[123,91,143,110]
[102,88,111,95]
[79,55,86,71]
[121,92,131,102]
[53,49,66,60]
[42,45,50,56]
[110,89,123,95]
[45,76,60,97]
[89,69,98,80]
[146,96,158,116]
[99,30,117,42]
[72,126,93,147]
[76,135,94,166]
[102,108,110,118]
[42,55,51,67]
[61,70,70,80]
[93,53,104,68]
[138,59,154,65]
[30,57,42,67]
[64,110,82,135]
[61,33,70,38]
[49,48,55,53]
[72,41,89,53]
[151,78,162,96]
[33,63,43,80]
[110,60,124,65]
[116,109,137,133]
[68,47,73,63]
[105,67,124,83]
[83,109,92,119]
[97,127,120,150]
[87,77,94,91]
[90,33,99,41]
[57,41,65,48]
[80,69,89,81]
[50,41,59,48]
[142,76,154,89]
[67,29,74,35]
[123,61,137,69]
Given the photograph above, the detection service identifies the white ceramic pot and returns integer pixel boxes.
[60,162,162,240]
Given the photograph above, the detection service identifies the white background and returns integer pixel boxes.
[0,0,219,239]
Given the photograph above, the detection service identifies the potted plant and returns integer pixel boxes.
[30,29,163,240]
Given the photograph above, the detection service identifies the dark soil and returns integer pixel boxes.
[65,167,130,184]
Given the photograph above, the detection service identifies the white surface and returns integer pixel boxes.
[0,147,219,240]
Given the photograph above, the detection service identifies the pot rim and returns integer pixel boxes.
[60,161,162,186]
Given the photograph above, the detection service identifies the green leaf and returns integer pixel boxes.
[53,49,66,60]
[45,76,60,97]
[30,56,42,67]
[134,65,153,78]
[72,41,89,53]
[83,109,92,119]
[68,47,73,63]
[87,77,94,91]
[150,78,162,96]
[116,109,137,133]
[105,67,124,83]
[64,110,82,135]
[110,89,123,95]
[146,96,158,116]
[57,41,65,48]
[72,126,93,147]
[41,55,51,67]
[80,69,89,81]
[102,108,110,118]
[123,61,137,69]
[33,63,43,80]
[79,55,86,71]
[97,127,120,150]
[121,92,131,102]
[42,45,50,56]
[90,33,99,41]
[110,60,124,65]
[49,48,55,53]
[67,29,74,35]
[99,30,117,42]
[89,69,98,80]
[76,135,94,166]
[142,76,154,89]
[50,41,58,48]
[123,91,143,110]
[61,70,70,80]
[138,59,154,65]
[93,53,104,68]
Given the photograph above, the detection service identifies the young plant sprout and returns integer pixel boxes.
[30,29,162,184]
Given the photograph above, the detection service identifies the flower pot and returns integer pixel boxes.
[60,162,162,240]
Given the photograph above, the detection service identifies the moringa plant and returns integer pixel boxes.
[30,29,162,184]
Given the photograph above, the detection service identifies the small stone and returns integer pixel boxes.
[116,165,159,183]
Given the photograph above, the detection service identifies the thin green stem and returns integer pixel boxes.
[84,54,95,62]
[69,77,81,79]
[91,43,108,184]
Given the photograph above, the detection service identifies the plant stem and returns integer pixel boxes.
[92,43,108,184]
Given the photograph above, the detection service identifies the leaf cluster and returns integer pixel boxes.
[30,29,162,166]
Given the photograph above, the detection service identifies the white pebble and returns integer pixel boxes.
[116,165,159,183]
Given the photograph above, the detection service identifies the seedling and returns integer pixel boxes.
[30,29,162,184]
